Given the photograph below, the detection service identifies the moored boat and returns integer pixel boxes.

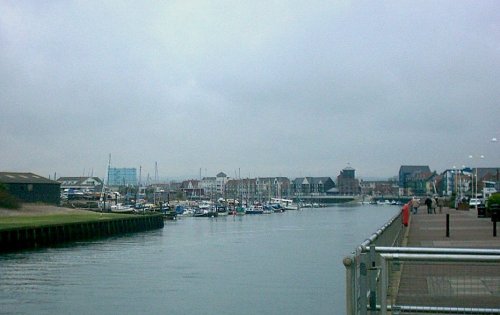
[216,205,228,216]
[271,198,300,210]
[193,208,218,217]
[262,204,274,214]
[245,205,264,214]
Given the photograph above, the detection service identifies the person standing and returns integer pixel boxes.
[425,197,432,214]
[431,197,437,214]
[437,197,444,213]
[411,197,420,214]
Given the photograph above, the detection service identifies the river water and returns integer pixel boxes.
[0,205,398,314]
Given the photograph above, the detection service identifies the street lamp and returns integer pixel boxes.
[468,154,485,211]
[452,165,457,198]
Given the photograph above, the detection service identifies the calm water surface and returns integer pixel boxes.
[0,205,398,314]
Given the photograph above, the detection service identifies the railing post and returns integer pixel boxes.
[359,254,368,315]
[380,255,387,315]
[369,246,377,313]
[343,256,355,315]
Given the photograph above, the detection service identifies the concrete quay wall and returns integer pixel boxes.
[0,214,164,252]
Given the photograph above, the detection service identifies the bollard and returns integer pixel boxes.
[492,212,498,237]
[446,214,450,237]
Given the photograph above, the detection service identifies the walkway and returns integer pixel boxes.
[395,206,500,312]
[406,206,500,249]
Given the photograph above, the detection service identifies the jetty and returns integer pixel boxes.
[344,205,500,314]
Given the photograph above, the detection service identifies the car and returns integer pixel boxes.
[469,198,482,208]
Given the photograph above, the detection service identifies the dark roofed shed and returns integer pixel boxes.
[0,172,60,205]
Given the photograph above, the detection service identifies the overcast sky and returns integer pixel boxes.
[1,1,499,181]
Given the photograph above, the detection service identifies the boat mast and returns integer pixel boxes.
[101,154,111,213]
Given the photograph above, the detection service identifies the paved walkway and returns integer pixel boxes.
[407,206,500,248]
[395,206,500,312]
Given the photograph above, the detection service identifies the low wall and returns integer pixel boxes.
[0,214,164,252]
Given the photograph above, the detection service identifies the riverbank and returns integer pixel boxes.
[0,204,139,230]
[0,204,164,252]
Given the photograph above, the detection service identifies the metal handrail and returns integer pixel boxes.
[366,246,500,256]
[379,253,500,315]
[344,208,500,315]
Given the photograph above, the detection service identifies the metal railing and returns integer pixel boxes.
[344,213,500,314]
[344,211,405,315]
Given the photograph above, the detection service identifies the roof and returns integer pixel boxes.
[292,177,333,185]
[399,165,431,174]
[475,167,500,180]
[0,172,59,184]
[57,177,103,186]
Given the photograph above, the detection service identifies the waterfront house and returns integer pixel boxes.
[200,176,217,196]
[216,172,228,196]
[291,177,335,196]
[256,177,291,200]
[225,178,258,202]
[0,172,60,205]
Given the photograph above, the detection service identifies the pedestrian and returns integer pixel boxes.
[425,197,432,214]
[411,197,420,214]
[431,197,437,214]
[437,197,444,213]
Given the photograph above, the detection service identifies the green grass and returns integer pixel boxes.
[0,212,137,230]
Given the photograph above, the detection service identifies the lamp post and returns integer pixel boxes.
[469,154,485,211]
[453,166,457,197]
[493,137,499,192]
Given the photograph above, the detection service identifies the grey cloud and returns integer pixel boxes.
[1,1,499,179]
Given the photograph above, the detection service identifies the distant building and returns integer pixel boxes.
[475,168,500,193]
[336,167,360,195]
[198,172,229,198]
[256,177,291,200]
[225,178,257,202]
[224,177,291,201]
[360,179,399,196]
[0,172,60,205]
[107,168,137,186]
[180,180,203,199]
[200,176,216,196]
[291,177,335,195]
[216,172,228,196]
[399,165,431,195]
[57,176,103,193]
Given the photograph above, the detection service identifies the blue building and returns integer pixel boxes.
[107,168,137,186]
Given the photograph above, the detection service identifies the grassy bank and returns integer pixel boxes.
[0,212,136,230]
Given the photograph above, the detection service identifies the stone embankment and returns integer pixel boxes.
[0,205,164,252]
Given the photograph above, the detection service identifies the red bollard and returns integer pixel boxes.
[402,203,409,226]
